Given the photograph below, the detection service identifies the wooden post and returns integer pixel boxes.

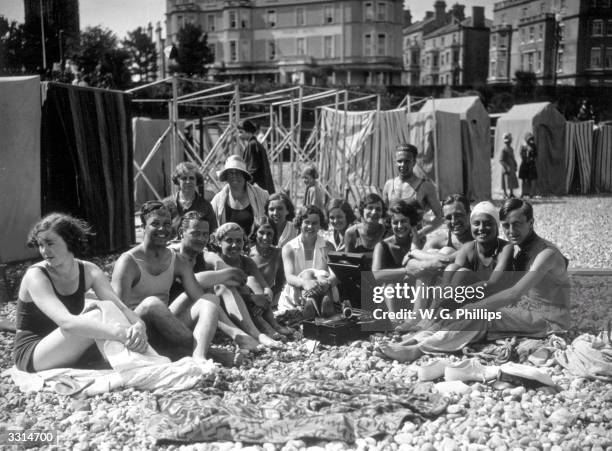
[170,76,179,188]
[290,95,296,199]
[342,90,349,200]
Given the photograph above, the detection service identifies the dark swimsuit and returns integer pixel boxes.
[14,262,88,372]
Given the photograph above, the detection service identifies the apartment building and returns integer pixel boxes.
[488,0,612,86]
[165,0,404,85]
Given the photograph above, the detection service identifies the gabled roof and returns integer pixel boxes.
[420,96,484,114]
[425,17,492,38]
[501,102,551,119]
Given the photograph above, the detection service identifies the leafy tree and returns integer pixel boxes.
[70,26,131,89]
[123,26,157,83]
[0,16,43,74]
[171,23,212,77]
[513,70,537,102]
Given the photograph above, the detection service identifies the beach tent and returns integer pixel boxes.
[0,76,41,262]
[493,102,566,197]
[565,121,594,194]
[133,117,186,206]
[419,97,491,201]
[0,77,134,262]
[593,124,612,193]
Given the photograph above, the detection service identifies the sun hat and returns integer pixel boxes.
[217,155,252,182]
[238,119,258,134]
[470,201,499,223]
[503,132,512,143]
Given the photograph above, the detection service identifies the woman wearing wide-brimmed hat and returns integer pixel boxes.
[211,155,269,235]
[499,133,518,199]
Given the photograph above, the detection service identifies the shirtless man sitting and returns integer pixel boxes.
[111,201,224,363]
[379,198,570,363]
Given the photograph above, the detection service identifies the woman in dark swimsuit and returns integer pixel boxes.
[344,193,387,253]
[371,200,421,315]
[14,214,147,372]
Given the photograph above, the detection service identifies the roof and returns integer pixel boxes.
[403,16,437,34]
[425,17,493,38]
[420,96,485,114]
[501,102,551,119]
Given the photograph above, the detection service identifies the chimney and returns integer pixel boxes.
[472,6,484,28]
[425,11,434,20]
[451,3,465,22]
[403,9,412,26]
[147,22,153,40]
[434,0,446,23]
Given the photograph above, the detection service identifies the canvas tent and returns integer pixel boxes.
[0,76,41,263]
[493,102,566,197]
[0,77,134,262]
[565,121,594,194]
[419,96,491,201]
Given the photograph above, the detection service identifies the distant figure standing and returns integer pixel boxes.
[301,165,328,210]
[239,120,275,194]
[499,132,518,199]
[518,132,538,198]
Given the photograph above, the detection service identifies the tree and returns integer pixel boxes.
[123,26,157,83]
[0,15,43,74]
[171,23,213,77]
[70,26,131,89]
[513,70,537,102]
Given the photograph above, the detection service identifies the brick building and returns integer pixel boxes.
[488,0,612,86]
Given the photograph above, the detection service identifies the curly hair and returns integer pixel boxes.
[250,216,278,244]
[358,193,386,218]
[27,213,94,256]
[139,200,171,226]
[326,198,356,227]
[265,192,296,221]
[388,200,420,227]
[178,211,210,238]
[294,205,328,230]
[171,162,203,187]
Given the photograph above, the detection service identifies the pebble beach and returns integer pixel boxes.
[0,196,611,450]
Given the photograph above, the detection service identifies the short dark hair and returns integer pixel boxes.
[250,216,278,243]
[358,193,386,218]
[499,198,533,222]
[396,143,418,159]
[139,201,170,226]
[27,213,94,256]
[294,205,328,230]
[326,198,356,226]
[265,192,296,221]
[301,165,319,179]
[388,200,420,227]
[178,211,209,238]
[239,119,258,134]
[442,194,470,214]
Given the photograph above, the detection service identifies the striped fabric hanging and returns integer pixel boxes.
[593,125,612,193]
[565,121,594,194]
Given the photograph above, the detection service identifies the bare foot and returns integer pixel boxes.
[377,343,424,363]
[208,347,246,367]
[258,333,283,349]
[234,334,260,351]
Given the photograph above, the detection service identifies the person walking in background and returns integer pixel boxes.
[301,165,329,211]
[499,133,518,199]
[239,120,275,194]
[518,132,538,198]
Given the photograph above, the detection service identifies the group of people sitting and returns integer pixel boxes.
[14,140,570,373]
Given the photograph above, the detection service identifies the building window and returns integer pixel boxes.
[365,2,374,21]
[297,37,305,55]
[592,19,603,35]
[267,10,276,28]
[529,26,535,41]
[296,7,305,26]
[324,4,334,23]
[411,50,419,65]
[377,33,386,56]
[521,28,525,43]
[605,47,612,68]
[527,52,534,71]
[241,12,249,28]
[441,36,445,46]
[490,60,496,77]
[453,50,459,63]
[377,2,387,21]
[229,40,237,62]
[557,51,563,72]
[433,53,439,67]
[229,11,237,29]
[607,20,612,35]
[453,33,457,43]
[364,34,373,56]
[209,43,216,62]
[324,36,333,57]
[268,40,276,60]
[538,24,544,40]
[491,34,497,47]
[207,14,215,32]
[590,47,602,67]
[537,50,542,72]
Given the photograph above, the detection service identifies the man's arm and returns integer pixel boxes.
[111,253,138,305]
[175,255,218,306]
[419,181,444,238]
[469,248,562,311]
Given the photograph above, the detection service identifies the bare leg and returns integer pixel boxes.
[135,296,193,349]
[263,309,294,335]
[170,293,219,359]
[31,310,101,371]
[378,342,424,363]
[216,308,260,351]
